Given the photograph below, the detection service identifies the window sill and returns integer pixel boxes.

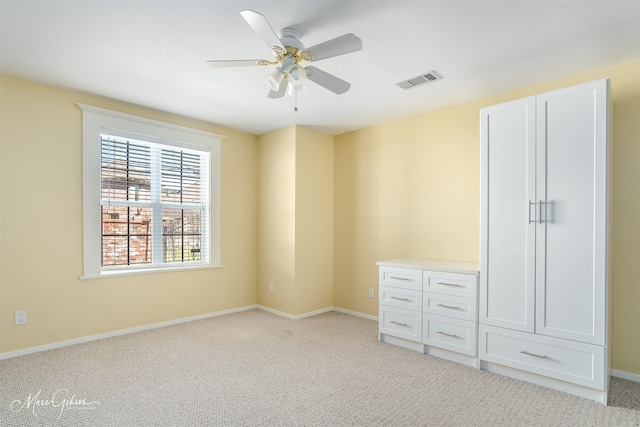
[80,263,222,280]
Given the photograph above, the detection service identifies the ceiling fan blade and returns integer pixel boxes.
[207,59,268,68]
[306,66,351,95]
[305,34,362,62]
[240,9,285,53]
[267,80,287,99]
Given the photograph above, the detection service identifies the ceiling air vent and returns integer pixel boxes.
[396,71,442,90]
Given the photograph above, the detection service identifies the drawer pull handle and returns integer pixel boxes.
[520,350,548,359]
[390,320,408,327]
[436,331,458,338]
[390,276,411,281]
[436,303,460,310]
[437,282,461,287]
[390,296,411,301]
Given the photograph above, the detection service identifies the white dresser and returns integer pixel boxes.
[377,259,480,368]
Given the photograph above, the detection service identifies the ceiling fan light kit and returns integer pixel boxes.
[207,9,362,102]
[264,68,285,91]
[285,63,306,86]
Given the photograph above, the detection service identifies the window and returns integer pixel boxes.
[80,104,222,278]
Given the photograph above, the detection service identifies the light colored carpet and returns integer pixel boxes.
[1,309,638,426]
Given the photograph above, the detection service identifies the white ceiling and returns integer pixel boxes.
[1,1,639,135]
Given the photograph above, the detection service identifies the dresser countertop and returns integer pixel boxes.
[376,258,480,275]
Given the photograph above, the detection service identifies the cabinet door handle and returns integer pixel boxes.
[390,296,411,301]
[390,320,408,327]
[436,303,460,310]
[389,276,410,281]
[539,200,544,224]
[520,350,548,359]
[437,282,461,287]
[528,200,535,224]
[436,331,458,338]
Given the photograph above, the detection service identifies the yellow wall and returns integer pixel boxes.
[333,101,482,316]
[611,96,640,374]
[257,126,333,315]
[0,75,259,353]
[294,126,333,314]
[334,58,640,374]
[257,126,297,312]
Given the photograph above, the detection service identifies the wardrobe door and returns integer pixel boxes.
[535,79,608,345]
[480,97,536,332]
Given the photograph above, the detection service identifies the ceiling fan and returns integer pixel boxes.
[207,9,362,99]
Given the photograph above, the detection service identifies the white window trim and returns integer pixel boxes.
[79,104,223,279]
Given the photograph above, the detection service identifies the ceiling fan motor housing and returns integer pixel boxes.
[279,28,304,50]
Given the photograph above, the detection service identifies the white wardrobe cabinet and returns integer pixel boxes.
[479,79,610,403]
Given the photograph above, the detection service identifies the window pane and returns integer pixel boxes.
[161,149,202,204]
[101,137,151,202]
[162,208,202,263]
[102,206,152,266]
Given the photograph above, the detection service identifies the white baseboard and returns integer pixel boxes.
[256,305,378,322]
[0,305,377,360]
[612,369,640,383]
[256,305,333,320]
[332,306,378,322]
[0,305,258,360]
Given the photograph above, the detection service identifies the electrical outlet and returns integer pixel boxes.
[269,283,274,293]
[368,288,375,299]
[15,311,27,325]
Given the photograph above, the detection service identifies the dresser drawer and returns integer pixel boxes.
[479,325,605,389]
[380,306,422,343]
[379,267,422,291]
[380,286,422,311]
[423,293,477,322]
[423,315,477,356]
[424,271,477,298]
